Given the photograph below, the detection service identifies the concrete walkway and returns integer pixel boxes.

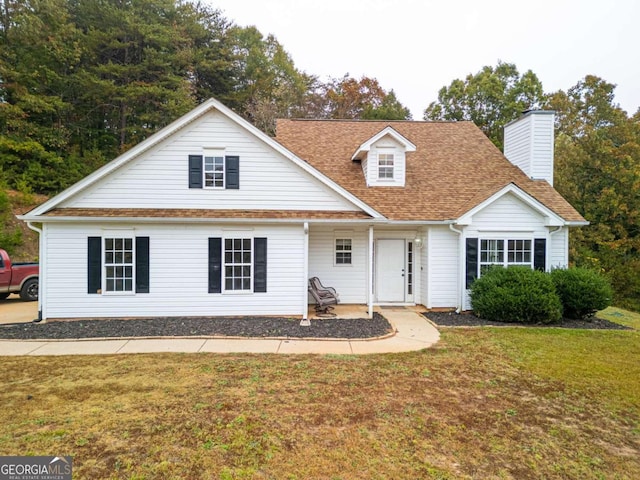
[0,308,440,356]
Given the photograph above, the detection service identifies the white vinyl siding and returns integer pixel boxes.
[42,223,305,319]
[465,193,549,237]
[62,110,360,212]
[420,230,430,308]
[308,227,368,304]
[504,111,554,186]
[549,227,569,269]
[425,226,458,308]
[365,137,406,187]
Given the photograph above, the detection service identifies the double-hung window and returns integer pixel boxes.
[335,238,352,265]
[480,239,533,275]
[204,151,225,188]
[467,237,544,289]
[224,238,252,291]
[378,152,394,180]
[104,237,134,293]
[88,236,149,295]
[507,239,532,266]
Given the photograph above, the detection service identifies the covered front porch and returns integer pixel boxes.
[303,222,431,320]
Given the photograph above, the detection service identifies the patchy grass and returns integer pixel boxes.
[1,329,639,479]
[597,306,640,330]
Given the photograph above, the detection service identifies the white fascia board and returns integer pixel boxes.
[27,98,383,220]
[16,215,389,225]
[351,126,417,160]
[456,183,566,227]
[17,214,457,226]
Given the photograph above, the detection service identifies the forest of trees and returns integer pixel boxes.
[1,1,638,309]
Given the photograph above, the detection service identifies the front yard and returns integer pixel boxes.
[0,309,638,479]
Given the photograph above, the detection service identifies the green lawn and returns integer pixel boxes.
[0,311,638,479]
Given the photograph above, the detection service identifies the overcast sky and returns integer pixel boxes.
[208,0,639,119]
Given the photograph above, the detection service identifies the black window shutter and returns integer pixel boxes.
[254,237,267,293]
[88,237,102,294]
[208,237,222,293]
[136,237,150,293]
[225,155,240,189]
[465,238,479,289]
[534,238,547,271]
[189,155,203,188]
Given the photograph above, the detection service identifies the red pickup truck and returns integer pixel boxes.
[0,249,39,301]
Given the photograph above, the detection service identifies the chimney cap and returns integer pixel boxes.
[505,109,555,128]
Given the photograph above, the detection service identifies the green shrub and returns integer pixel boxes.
[551,267,613,319]
[470,266,562,324]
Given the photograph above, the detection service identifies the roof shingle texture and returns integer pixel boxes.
[45,208,372,220]
[276,119,585,222]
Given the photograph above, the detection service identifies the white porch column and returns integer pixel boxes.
[368,225,374,318]
[301,222,309,323]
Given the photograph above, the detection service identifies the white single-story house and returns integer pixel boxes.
[20,98,587,321]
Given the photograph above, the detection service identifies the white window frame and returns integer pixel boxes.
[102,235,135,295]
[223,237,253,294]
[204,150,225,189]
[377,152,395,180]
[479,238,533,276]
[335,238,353,266]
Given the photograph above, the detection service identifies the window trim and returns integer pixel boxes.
[479,238,533,277]
[222,236,254,294]
[334,238,353,266]
[102,235,136,296]
[377,152,395,181]
[203,150,225,189]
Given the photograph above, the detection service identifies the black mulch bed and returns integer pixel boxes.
[424,311,632,330]
[0,312,394,340]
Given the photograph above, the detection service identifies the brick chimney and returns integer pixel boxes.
[503,110,555,186]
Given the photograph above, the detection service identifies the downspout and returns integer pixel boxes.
[449,224,464,313]
[368,225,374,319]
[26,222,43,322]
[300,222,310,326]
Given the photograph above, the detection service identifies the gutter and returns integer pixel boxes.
[17,215,460,226]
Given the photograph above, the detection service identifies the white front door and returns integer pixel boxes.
[376,239,405,302]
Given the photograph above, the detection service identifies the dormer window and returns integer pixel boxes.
[378,152,394,180]
[351,126,416,188]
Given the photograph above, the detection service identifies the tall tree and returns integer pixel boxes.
[548,76,640,309]
[423,61,545,149]
[69,0,197,154]
[0,0,84,193]
[362,89,412,120]
[223,25,315,134]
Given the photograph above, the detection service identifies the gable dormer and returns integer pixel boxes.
[351,126,416,187]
